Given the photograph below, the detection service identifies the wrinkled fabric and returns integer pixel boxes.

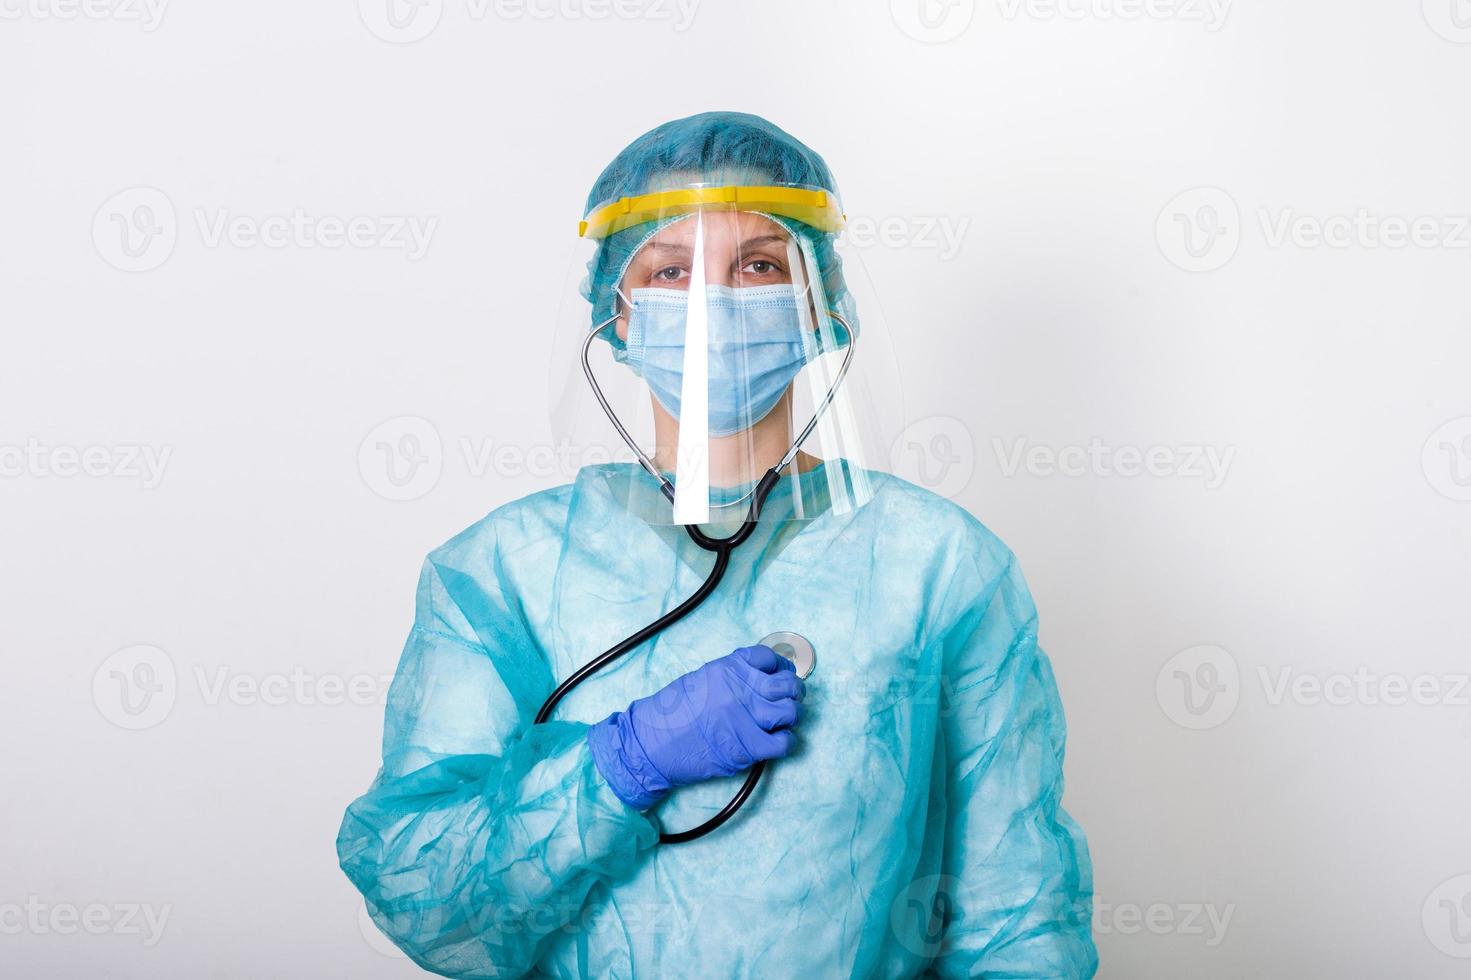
[581,111,857,340]
[337,462,1097,978]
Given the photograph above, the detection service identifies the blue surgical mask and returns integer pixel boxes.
[619,284,814,437]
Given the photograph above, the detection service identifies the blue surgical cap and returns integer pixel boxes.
[580,111,856,341]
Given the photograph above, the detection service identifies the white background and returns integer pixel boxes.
[4,1,1471,977]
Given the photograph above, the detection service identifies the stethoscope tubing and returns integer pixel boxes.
[534,469,781,844]
[537,305,856,843]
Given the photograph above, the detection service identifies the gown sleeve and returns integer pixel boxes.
[336,523,660,979]
[927,532,1098,979]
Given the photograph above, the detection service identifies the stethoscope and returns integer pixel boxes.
[534,300,855,844]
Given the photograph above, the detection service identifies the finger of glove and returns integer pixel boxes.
[745,726,796,762]
[700,713,761,774]
[746,695,802,732]
[740,664,804,702]
[731,644,795,675]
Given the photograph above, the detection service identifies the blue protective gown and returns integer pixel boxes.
[337,462,1097,978]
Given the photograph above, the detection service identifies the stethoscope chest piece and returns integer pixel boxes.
[759,631,816,680]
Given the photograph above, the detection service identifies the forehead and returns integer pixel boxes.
[642,211,791,251]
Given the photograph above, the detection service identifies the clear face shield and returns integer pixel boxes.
[550,183,901,527]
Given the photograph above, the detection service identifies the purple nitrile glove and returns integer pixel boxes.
[587,644,805,810]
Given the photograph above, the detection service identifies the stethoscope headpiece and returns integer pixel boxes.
[759,631,816,680]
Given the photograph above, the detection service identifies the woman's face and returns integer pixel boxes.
[615,211,796,343]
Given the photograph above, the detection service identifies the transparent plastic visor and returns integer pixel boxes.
[551,199,900,527]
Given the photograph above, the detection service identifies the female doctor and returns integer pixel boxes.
[338,111,1097,979]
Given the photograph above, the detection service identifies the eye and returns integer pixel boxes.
[654,265,687,283]
[744,259,780,276]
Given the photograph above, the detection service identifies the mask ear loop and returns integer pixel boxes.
[578,213,688,505]
[778,309,856,471]
[581,294,675,503]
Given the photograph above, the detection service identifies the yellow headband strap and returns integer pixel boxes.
[579,184,845,239]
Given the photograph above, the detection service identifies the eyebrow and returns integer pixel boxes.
[645,234,790,253]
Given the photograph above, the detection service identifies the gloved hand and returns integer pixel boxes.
[586,645,805,810]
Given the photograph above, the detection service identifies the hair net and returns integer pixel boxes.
[580,111,857,346]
